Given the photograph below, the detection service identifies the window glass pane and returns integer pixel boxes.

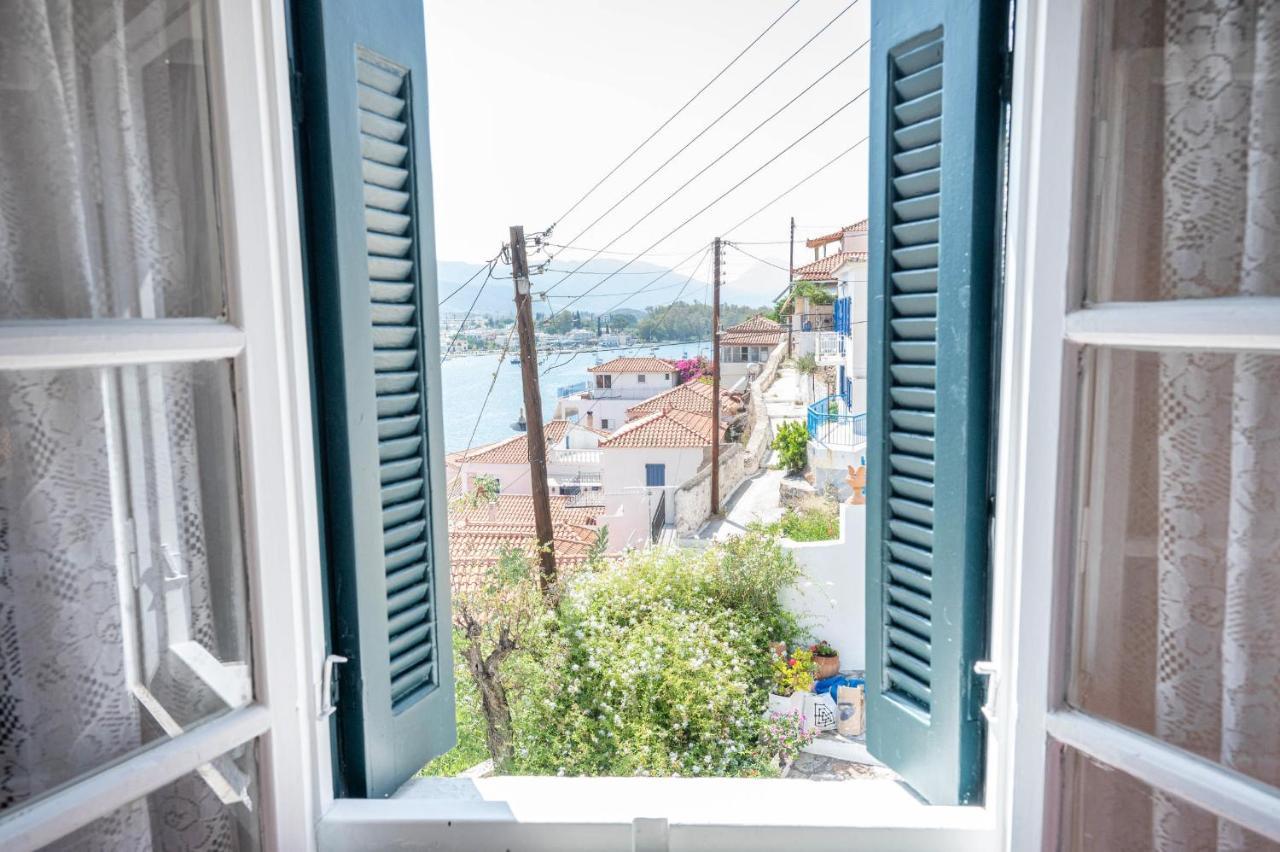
[0,361,251,812]
[1082,0,1280,303]
[1068,348,1280,790]
[0,0,226,318]
[47,741,260,851]
[1057,743,1279,852]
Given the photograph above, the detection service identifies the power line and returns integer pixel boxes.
[438,250,501,305]
[545,1,800,235]
[726,242,790,272]
[448,324,519,490]
[548,0,864,279]
[538,245,712,375]
[722,136,869,238]
[543,32,869,300]
[543,242,704,259]
[443,257,498,357]
[543,91,870,322]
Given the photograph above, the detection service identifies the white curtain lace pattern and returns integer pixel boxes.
[0,0,223,319]
[0,1,256,849]
[1155,0,1280,849]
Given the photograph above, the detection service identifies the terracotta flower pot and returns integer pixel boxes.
[814,653,840,681]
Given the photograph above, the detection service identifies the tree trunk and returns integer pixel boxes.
[463,642,514,769]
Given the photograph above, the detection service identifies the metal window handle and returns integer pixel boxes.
[320,654,348,719]
[974,660,999,723]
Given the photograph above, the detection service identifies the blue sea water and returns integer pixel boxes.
[441,340,711,453]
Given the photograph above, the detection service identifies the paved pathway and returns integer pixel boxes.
[695,363,811,541]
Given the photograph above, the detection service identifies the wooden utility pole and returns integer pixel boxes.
[786,216,795,356]
[710,237,722,515]
[509,225,557,589]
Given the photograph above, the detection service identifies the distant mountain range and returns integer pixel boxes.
[436,256,785,317]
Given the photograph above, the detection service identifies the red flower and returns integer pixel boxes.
[787,658,796,667]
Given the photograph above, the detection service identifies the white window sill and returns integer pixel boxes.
[319,776,995,851]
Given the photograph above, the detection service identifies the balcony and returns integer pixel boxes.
[584,386,666,400]
[548,448,602,466]
[806,395,867,450]
[815,332,842,365]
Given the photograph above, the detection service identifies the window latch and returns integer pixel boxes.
[974,660,999,723]
[319,654,348,719]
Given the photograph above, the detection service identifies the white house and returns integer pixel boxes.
[447,420,608,503]
[552,355,678,430]
[594,408,721,548]
[717,316,784,386]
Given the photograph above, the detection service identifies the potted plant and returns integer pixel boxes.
[810,640,840,680]
[767,646,816,716]
[760,709,816,776]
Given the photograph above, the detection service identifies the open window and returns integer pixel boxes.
[864,0,1006,805]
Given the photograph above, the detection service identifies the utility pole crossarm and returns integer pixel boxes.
[510,225,557,590]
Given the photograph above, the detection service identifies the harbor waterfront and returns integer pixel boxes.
[441,339,711,452]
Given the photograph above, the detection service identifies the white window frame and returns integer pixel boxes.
[0,1,328,849]
[1001,0,1280,847]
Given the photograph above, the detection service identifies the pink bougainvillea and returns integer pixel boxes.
[674,356,707,384]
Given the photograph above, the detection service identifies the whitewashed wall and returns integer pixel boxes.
[780,502,866,672]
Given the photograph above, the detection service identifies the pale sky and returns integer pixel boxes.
[423,0,871,278]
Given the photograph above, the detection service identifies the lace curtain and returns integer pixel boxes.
[1155,0,1280,848]
[0,1,253,848]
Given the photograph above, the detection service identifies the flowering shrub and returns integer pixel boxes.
[760,710,816,767]
[770,646,816,697]
[673,356,707,384]
[511,527,803,777]
[811,639,837,658]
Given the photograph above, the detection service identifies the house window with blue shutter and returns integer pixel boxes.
[864,0,1006,806]
[295,0,455,798]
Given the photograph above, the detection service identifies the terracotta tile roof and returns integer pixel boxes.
[587,356,677,374]
[451,494,600,528]
[720,314,784,346]
[600,408,717,449]
[804,219,869,249]
[625,381,744,419]
[449,532,596,594]
[454,420,607,466]
[791,250,867,282]
[448,494,602,592]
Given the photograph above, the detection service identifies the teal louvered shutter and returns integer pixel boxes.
[865,0,1006,806]
[294,0,454,797]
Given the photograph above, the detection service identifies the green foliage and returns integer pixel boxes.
[772,420,809,474]
[631,301,761,342]
[511,529,803,778]
[792,279,835,306]
[778,498,839,542]
[792,353,819,378]
[810,639,837,658]
[419,635,489,776]
[473,474,499,501]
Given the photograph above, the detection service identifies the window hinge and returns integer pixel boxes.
[974,660,999,723]
[319,654,347,719]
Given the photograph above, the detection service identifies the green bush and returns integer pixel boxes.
[510,528,803,778]
[778,498,840,542]
[419,634,489,776]
[772,420,809,473]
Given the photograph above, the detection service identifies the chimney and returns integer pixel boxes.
[586,411,594,428]
[487,500,498,523]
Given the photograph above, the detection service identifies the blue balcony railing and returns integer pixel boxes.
[806,395,866,448]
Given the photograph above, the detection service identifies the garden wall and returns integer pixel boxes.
[780,502,866,671]
[673,444,746,533]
